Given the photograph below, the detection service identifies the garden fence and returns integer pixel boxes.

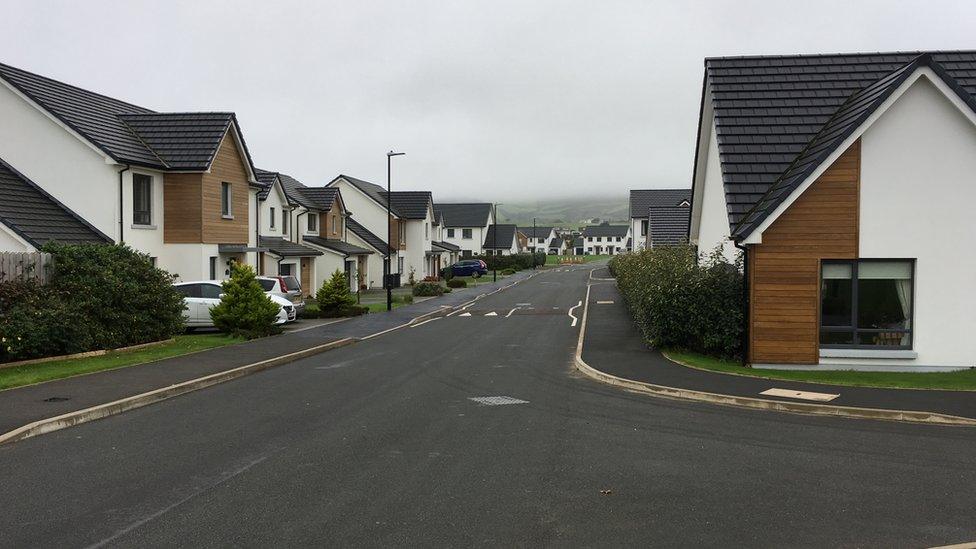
[0,251,53,284]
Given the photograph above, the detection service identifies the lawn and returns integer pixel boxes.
[0,334,243,391]
[364,300,410,312]
[665,349,976,391]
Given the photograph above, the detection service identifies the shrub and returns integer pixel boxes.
[396,293,414,304]
[1,243,186,362]
[316,269,356,314]
[412,281,444,297]
[299,303,321,319]
[443,287,452,293]
[447,278,467,288]
[474,252,545,272]
[320,304,369,318]
[501,268,516,275]
[442,266,454,281]
[612,245,744,359]
[210,262,281,339]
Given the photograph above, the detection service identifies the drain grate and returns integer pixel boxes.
[468,396,529,406]
[43,396,70,403]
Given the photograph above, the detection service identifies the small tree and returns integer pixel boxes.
[316,269,355,314]
[210,262,280,338]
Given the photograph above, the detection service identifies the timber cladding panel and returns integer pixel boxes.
[321,194,345,239]
[749,140,860,364]
[202,132,250,244]
[163,173,203,243]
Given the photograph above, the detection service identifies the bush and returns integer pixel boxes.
[474,252,546,272]
[501,268,516,275]
[396,293,414,304]
[320,304,369,318]
[611,245,744,359]
[412,281,444,297]
[442,266,454,281]
[316,269,356,315]
[210,263,281,339]
[443,287,452,293]
[447,278,467,288]
[1,243,186,362]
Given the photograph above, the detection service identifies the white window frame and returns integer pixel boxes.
[221,182,233,218]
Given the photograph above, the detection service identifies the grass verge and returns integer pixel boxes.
[0,334,243,391]
[364,301,409,313]
[665,349,976,391]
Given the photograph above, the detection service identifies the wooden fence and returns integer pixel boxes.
[0,252,53,284]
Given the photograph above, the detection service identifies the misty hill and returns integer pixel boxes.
[491,197,629,229]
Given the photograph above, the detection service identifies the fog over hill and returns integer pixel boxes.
[449,196,630,229]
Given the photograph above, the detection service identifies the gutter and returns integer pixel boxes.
[294,210,307,244]
[117,165,130,243]
[734,240,750,367]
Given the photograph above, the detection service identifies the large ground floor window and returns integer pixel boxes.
[820,259,914,348]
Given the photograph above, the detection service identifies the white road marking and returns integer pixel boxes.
[469,396,529,406]
[485,312,498,316]
[568,300,582,327]
[505,307,519,318]
[516,303,531,306]
[459,312,472,317]
[760,388,840,402]
[410,317,441,328]
[315,362,351,370]
[596,300,614,304]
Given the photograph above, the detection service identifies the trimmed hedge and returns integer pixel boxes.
[0,243,185,362]
[474,252,545,272]
[446,278,467,288]
[412,281,444,297]
[610,245,744,359]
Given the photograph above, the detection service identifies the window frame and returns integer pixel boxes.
[270,207,276,229]
[132,173,153,226]
[819,258,916,350]
[307,212,318,234]
[220,182,233,218]
[462,228,472,239]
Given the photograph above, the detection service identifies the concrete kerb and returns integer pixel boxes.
[0,338,356,446]
[573,269,976,427]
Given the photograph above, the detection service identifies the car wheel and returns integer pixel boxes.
[472,272,480,278]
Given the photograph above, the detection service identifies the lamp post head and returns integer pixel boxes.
[387,150,405,157]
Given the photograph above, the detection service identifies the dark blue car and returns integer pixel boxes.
[442,259,488,278]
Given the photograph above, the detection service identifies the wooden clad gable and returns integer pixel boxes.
[202,131,251,244]
[749,140,860,364]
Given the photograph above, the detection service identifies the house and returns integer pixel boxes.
[325,175,436,285]
[629,189,690,249]
[689,51,976,371]
[430,211,460,272]
[433,203,494,258]
[580,223,631,255]
[521,226,556,253]
[0,61,265,281]
[572,236,584,256]
[482,224,521,255]
[646,206,690,247]
[547,237,567,255]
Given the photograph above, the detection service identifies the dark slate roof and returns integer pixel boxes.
[483,224,518,249]
[346,217,392,254]
[648,206,690,246]
[629,189,691,218]
[522,226,555,238]
[258,236,322,257]
[277,173,308,205]
[582,224,629,238]
[700,50,976,239]
[547,238,563,248]
[432,240,460,252]
[0,157,111,247]
[380,191,432,219]
[572,237,583,247]
[302,236,373,256]
[295,187,339,211]
[434,203,492,227]
[254,168,278,200]
[0,62,257,175]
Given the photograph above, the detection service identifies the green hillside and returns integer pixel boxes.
[493,197,629,229]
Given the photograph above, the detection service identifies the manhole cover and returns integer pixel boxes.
[43,396,70,402]
[468,396,529,406]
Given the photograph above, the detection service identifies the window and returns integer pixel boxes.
[283,211,289,235]
[398,256,404,274]
[279,263,294,276]
[462,228,472,239]
[132,174,152,225]
[597,237,602,242]
[616,236,621,242]
[332,214,337,235]
[221,182,233,217]
[209,257,218,280]
[270,207,276,229]
[447,228,455,238]
[200,283,223,299]
[307,213,318,233]
[425,223,429,239]
[820,260,914,348]
[258,279,277,291]
[640,220,648,236]
[149,256,157,267]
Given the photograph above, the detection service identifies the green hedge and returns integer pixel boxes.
[412,281,443,297]
[610,246,744,359]
[474,252,545,271]
[447,278,467,288]
[0,243,185,362]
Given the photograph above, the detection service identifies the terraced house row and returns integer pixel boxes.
[0,61,533,294]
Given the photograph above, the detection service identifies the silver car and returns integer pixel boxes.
[257,275,305,314]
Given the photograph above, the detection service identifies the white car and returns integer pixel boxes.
[173,280,296,328]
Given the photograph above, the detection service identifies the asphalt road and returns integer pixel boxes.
[2,265,975,547]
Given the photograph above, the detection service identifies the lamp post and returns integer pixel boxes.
[533,217,537,269]
[387,150,405,311]
[493,203,502,282]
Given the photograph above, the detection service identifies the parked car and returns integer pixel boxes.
[441,259,488,278]
[257,275,305,313]
[173,281,296,328]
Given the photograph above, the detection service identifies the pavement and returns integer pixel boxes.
[1,265,975,546]
[582,266,976,422]
[0,269,538,438]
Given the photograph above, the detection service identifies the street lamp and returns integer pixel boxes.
[387,150,405,311]
[533,217,537,269]
[493,202,502,282]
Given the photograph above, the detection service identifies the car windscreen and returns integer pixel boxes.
[283,276,302,291]
[258,279,276,291]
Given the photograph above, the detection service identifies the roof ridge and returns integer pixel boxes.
[704,49,976,62]
[0,61,156,114]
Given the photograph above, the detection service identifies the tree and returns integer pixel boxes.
[210,262,280,338]
[316,269,356,314]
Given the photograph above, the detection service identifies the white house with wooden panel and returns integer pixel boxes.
[690,51,976,371]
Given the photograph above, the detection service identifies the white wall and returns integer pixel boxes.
[442,209,493,256]
[692,124,740,263]
[0,224,32,251]
[822,76,976,370]
[631,218,647,250]
[583,228,630,255]
[260,183,289,237]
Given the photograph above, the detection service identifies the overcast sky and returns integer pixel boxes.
[2,1,975,201]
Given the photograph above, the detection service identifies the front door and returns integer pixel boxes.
[300,258,312,297]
